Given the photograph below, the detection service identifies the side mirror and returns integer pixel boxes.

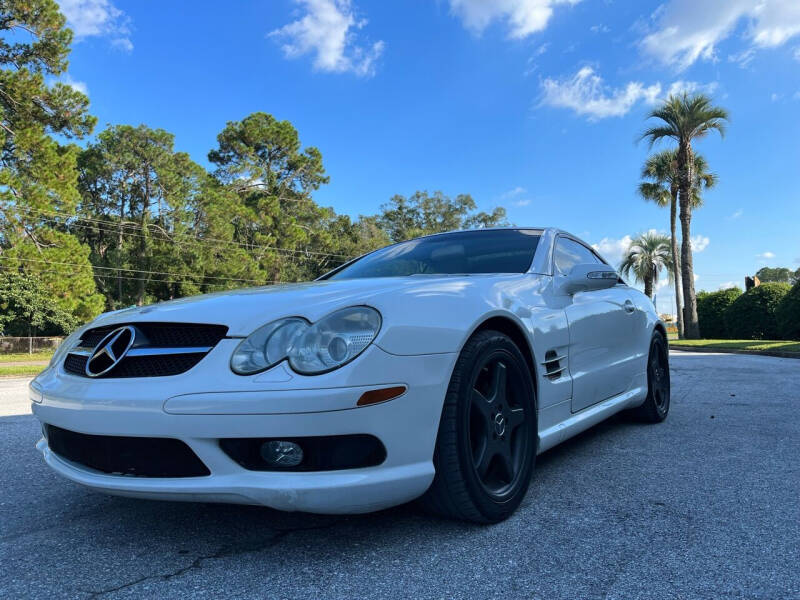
[558,263,618,295]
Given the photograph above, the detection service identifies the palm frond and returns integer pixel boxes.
[639,126,677,147]
[638,182,670,206]
[619,231,675,290]
[643,92,729,146]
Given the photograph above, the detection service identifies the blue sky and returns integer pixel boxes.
[56,0,800,314]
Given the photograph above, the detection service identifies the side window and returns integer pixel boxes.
[554,237,601,275]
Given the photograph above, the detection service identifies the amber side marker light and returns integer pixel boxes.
[357,386,407,407]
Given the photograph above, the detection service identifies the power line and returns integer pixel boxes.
[47,214,349,260]
[38,218,346,269]
[0,255,279,285]
[14,214,349,272]
[11,205,353,259]
[11,266,291,287]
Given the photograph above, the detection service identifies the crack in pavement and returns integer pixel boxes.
[80,520,345,598]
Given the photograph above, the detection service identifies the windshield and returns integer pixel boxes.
[326,229,541,280]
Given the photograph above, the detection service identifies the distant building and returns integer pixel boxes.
[745,275,761,291]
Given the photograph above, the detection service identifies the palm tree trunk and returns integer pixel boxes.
[669,189,683,337]
[678,143,700,339]
[644,274,653,300]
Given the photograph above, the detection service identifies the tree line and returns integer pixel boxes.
[621,93,799,341]
[617,92,730,340]
[0,1,506,336]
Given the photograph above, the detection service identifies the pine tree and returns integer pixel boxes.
[0,0,102,322]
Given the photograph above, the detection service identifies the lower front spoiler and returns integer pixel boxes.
[36,439,434,514]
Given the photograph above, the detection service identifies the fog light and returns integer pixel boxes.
[260,440,303,467]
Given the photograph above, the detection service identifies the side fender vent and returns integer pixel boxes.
[542,350,566,380]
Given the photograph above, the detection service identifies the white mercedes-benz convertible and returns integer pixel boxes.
[30,228,670,523]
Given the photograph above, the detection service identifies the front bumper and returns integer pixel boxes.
[31,343,456,514]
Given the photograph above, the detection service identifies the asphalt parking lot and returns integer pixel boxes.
[1,351,798,599]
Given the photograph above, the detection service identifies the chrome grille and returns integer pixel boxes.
[63,322,228,378]
[79,323,228,348]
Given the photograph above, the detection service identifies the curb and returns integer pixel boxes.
[670,345,800,360]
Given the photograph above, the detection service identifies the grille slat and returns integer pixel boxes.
[111,353,207,378]
[80,323,227,348]
[63,322,227,378]
[64,354,89,375]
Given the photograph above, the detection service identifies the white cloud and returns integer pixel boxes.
[538,67,722,119]
[592,234,633,267]
[655,277,671,291]
[524,43,550,75]
[690,234,710,252]
[497,186,532,207]
[719,281,740,290]
[590,24,610,33]
[728,47,756,66]
[110,37,133,52]
[665,80,719,97]
[533,43,550,56]
[499,186,526,199]
[57,0,132,50]
[756,251,776,260]
[270,0,384,77]
[61,74,88,95]
[540,67,662,120]
[641,0,800,71]
[448,0,581,39]
[751,0,800,47]
[727,208,743,219]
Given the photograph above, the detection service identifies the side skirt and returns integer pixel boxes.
[537,387,646,454]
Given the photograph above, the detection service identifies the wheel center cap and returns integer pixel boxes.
[493,413,506,437]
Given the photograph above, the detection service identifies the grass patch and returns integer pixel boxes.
[671,339,800,354]
[0,364,46,377]
[0,351,54,363]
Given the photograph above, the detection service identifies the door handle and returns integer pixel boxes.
[623,299,636,314]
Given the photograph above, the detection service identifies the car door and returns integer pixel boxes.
[552,236,639,413]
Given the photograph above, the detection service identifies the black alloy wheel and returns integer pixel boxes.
[420,329,537,523]
[468,354,529,498]
[631,330,670,423]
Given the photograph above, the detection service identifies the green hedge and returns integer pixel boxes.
[776,282,800,340]
[697,288,742,338]
[724,282,791,340]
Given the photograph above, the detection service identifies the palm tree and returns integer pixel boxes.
[619,232,674,300]
[641,93,728,339]
[638,149,717,337]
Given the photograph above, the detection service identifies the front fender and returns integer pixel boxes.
[372,275,549,356]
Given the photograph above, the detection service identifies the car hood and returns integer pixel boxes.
[89,275,512,336]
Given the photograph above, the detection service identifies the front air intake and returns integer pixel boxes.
[43,425,210,477]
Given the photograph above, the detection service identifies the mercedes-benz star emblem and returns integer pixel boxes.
[85,326,136,377]
[494,413,506,437]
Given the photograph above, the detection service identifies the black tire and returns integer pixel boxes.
[630,330,670,423]
[419,330,537,523]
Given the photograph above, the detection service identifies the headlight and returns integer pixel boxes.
[230,306,381,376]
[288,306,381,375]
[230,317,309,375]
